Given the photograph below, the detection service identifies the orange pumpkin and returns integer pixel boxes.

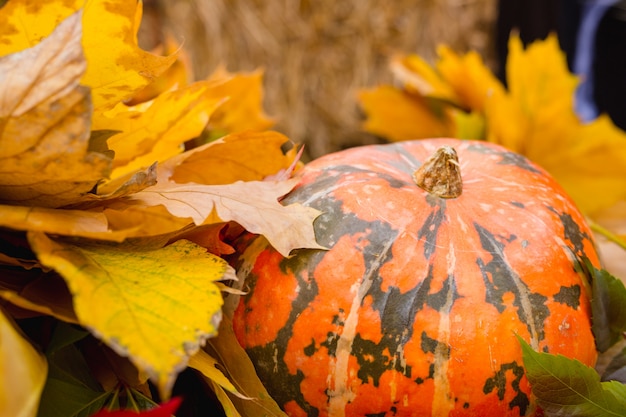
[232,139,599,416]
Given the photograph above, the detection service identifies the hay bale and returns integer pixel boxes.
[142,0,497,159]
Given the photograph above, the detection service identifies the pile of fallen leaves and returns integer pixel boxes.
[0,1,322,416]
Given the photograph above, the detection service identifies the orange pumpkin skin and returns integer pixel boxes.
[232,139,599,417]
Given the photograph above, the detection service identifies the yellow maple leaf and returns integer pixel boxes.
[498,35,626,214]
[435,46,505,113]
[92,83,226,181]
[0,309,47,417]
[170,130,299,185]
[358,85,453,141]
[0,11,111,208]
[204,68,275,137]
[360,34,626,216]
[28,232,231,397]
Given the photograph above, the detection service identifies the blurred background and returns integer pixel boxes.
[138,0,496,159]
[137,0,626,160]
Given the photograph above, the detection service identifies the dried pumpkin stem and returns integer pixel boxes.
[413,145,462,198]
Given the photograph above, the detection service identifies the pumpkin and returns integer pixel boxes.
[231,138,599,417]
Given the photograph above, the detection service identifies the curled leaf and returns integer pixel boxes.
[0,11,111,207]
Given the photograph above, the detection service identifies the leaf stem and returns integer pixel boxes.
[590,221,626,251]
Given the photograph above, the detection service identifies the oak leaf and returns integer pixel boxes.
[129,178,324,257]
[29,233,231,397]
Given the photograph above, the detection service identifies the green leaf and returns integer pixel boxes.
[38,377,111,417]
[38,323,112,417]
[519,336,626,416]
[584,259,626,352]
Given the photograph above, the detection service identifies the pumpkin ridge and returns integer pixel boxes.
[430,268,458,415]
[474,222,549,349]
[417,201,446,260]
[328,238,396,417]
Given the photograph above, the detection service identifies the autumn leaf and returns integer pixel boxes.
[0,0,176,111]
[204,317,288,417]
[92,83,226,181]
[359,33,626,216]
[204,67,275,137]
[0,1,325,414]
[0,11,112,208]
[358,85,453,141]
[28,233,231,397]
[389,54,457,102]
[169,130,300,185]
[499,36,626,214]
[434,46,505,112]
[126,34,191,105]
[188,349,249,399]
[130,178,323,257]
[0,309,48,417]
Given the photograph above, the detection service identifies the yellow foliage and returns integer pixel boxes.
[359,34,626,217]
[0,0,177,110]
[359,85,453,141]
[170,131,300,185]
[0,12,111,208]
[93,83,226,181]
[29,233,228,397]
[0,310,47,417]
[0,0,322,410]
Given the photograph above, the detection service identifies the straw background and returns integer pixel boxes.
[140,0,498,160]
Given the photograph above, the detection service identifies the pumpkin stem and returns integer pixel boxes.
[413,145,462,198]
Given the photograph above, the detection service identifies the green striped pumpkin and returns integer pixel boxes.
[232,139,599,417]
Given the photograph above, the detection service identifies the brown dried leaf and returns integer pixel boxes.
[0,12,111,208]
